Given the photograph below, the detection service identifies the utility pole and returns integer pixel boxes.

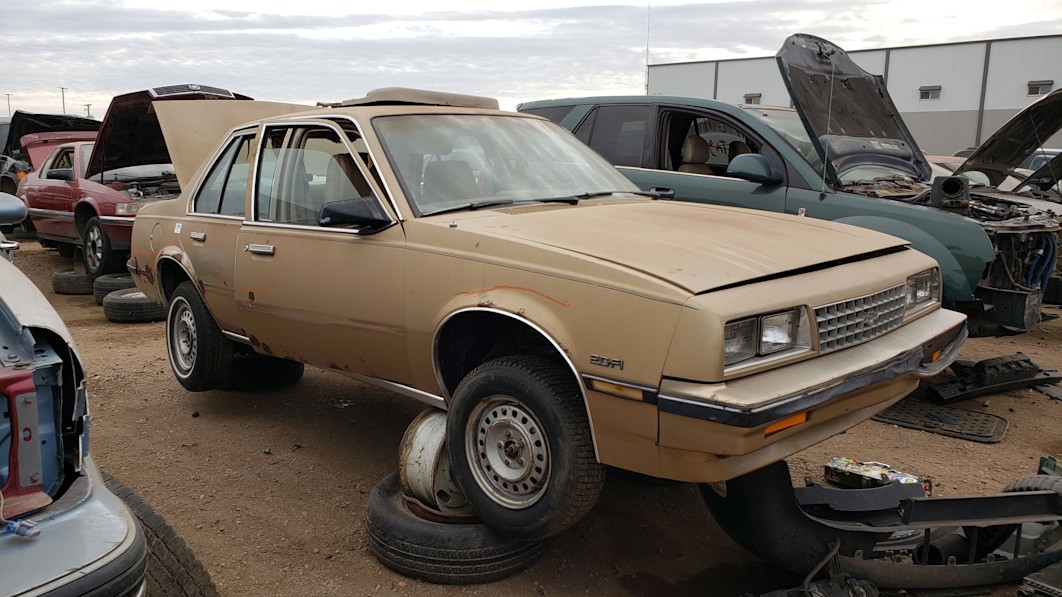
[83,104,92,118]
[3,94,10,117]
[59,87,67,114]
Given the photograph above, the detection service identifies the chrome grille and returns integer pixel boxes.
[815,284,906,354]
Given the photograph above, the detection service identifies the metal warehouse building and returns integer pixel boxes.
[647,34,1062,155]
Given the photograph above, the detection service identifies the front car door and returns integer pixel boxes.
[233,119,411,383]
[25,145,83,242]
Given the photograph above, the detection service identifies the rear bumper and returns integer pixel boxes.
[1,456,148,597]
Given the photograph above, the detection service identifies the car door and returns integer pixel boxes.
[180,131,257,334]
[233,121,411,383]
[26,146,80,241]
[573,104,788,213]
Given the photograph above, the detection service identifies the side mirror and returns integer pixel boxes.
[319,196,393,232]
[46,169,75,181]
[0,192,28,226]
[726,154,783,186]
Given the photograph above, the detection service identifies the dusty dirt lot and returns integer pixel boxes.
[12,240,1062,596]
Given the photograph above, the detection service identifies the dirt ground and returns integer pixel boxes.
[11,240,1062,596]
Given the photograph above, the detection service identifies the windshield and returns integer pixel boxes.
[741,106,824,174]
[373,114,638,216]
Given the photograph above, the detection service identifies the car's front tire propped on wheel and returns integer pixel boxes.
[166,281,233,391]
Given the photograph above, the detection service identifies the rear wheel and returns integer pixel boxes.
[82,216,124,276]
[445,355,605,541]
[167,281,233,391]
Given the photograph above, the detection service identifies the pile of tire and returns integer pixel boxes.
[50,269,165,324]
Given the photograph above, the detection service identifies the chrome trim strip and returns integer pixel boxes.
[349,373,445,409]
[238,219,397,235]
[98,216,134,225]
[27,208,75,219]
[221,331,252,345]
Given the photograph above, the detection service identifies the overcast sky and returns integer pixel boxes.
[6,0,1062,118]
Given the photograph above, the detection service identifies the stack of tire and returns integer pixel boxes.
[51,268,165,324]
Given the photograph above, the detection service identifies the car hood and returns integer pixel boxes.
[85,84,252,180]
[444,199,908,294]
[0,258,80,362]
[2,111,99,158]
[1014,152,1062,197]
[776,33,931,185]
[955,89,1062,187]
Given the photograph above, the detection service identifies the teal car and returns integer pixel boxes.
[519,34,1060,337]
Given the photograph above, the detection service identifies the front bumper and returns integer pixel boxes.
[585,307,968,483]
[1,455,147,597]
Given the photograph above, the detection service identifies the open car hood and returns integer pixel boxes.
[84,84,252,180]
[776,33,931,185]
[1014,151,1062,197]
[956,89,1062,188]
[2,111,99,158]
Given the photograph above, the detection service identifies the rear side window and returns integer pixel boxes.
[194,134,256,216]
[579,105,651,167]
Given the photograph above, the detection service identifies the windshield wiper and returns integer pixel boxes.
[422,198,516,217]
[536,190,660,204]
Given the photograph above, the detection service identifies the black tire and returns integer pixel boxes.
[94,273,137,305]
[976,475,1062,557]
[218,354,305,391]
[445,355,605,541]
[365,472,545,584]
[103,288,167,323]
[101,471,219,596]
[56,243,76,258]
[52,268,95,295]
[166,281,233,391]
[82,216,124,276]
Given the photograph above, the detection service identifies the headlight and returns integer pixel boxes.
[724,307,811,368]
[905,268,940,312]
[114,201,142,216]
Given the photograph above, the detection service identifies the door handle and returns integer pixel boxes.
[649,187,676,199]
[189,231,206,241]
[246,244,275,255]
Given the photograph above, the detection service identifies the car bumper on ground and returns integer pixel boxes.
[584,308,968,483]
[1,455,147,597]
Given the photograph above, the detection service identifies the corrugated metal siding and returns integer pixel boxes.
[901,110,982,155]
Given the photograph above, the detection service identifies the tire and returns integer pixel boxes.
[51,269,95,295]
[94,273,137,305]
[217,354,304,391]
[101,471,219,596]
[82,216,124,276]
[103,288,167,323]
[445,355,605,541]
[166,281,233,391]
[365,472,545,585]
[56,243,76,258]
[976,475,1062,557]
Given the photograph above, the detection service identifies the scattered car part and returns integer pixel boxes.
[101,471,219,597]
[871,398,1008,443]
[216,353,304,392]
[823,457,930,493]
[365,472,545,585]
[102,288,166,323]
[93,272,137,305]
[1037,385,1062,400]
[51,268,95,295]
[927,353,1062,403]
[795,478,926,527]
[1022,558,1062,597]
[702,460,1062,590]
[1043,457,1062,477]
[399,409,474,519]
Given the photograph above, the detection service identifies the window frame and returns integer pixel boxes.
[190,132,256,219]
[918,85,941,101]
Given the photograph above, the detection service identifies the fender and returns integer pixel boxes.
[835,215,985,302]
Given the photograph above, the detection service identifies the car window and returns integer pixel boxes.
[742,106,825,175]
[51,148,74,171]
[520,105,576,124]
[255,125,374,226]
[78,144,93,177]
[662,110,785,181]
[194,134,256,216]
[374,114,638,216]
[581,105,651,167]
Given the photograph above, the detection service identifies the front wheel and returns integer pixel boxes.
[82,216,124,276]
[445,355,605,541]
[167,281,233,391]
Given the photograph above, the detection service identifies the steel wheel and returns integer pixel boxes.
[165,281,233,391]
[466,396,549,509]
[85,223,104,272]
[169,297,198,375]
[81,216,123,275]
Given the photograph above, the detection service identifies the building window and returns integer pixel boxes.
[743,93,762,105]
[1028,80,1054,96]
[919,85,941,101]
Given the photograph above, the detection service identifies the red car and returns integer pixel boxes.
[19,84,249,275]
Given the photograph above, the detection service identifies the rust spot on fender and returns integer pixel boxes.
[248,291,255,302]
[249,335,260,349]
[457,285,569,308]
[261,343,274,356]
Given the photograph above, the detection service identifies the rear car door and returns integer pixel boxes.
[233,120,411,382]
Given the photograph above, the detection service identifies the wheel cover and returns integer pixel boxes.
[465,396,550,509]
[85,225,103,271]
[169,299,197,375]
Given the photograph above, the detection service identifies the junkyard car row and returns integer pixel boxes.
[2,31,1060,594]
